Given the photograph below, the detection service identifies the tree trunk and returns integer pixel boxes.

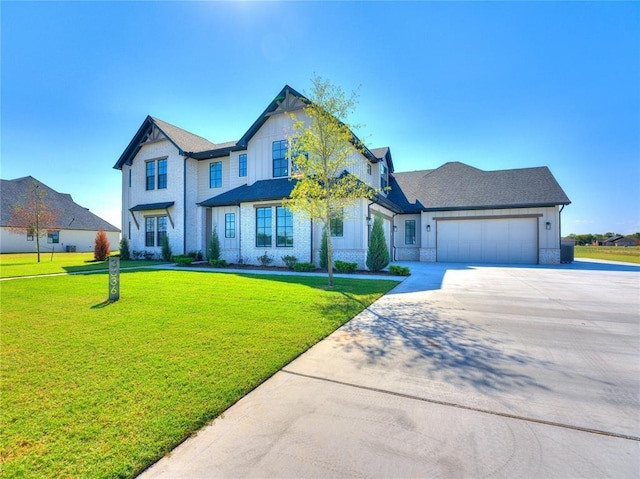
[326,225,334,288]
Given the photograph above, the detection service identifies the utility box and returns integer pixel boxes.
[66,245,77,252]
[560,244,574,263]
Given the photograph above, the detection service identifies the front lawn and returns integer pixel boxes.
[0,252,167,278]
[574,245,640,264]
[1,270,396,478]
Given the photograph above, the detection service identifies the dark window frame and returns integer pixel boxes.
[239,154,247,177]
[225,213,236,238]
[146,161,155,191]
[210,161,222,188]
[256,207,272,247]
[47,230,60,244]
[330,208,344,237]
[272,140,288,178]
[157,159,167,189]
[276,207,293,247]
[405,220,416,245]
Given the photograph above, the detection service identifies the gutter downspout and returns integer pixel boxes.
[238,203,242,263]
[310,219,314,263]
[391,212,398,262]
[183,153,188,255]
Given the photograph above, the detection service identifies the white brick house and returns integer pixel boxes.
[114,85,571,266]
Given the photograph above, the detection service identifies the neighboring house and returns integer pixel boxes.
[114,85,571,266]
[602,235,637,247]
[0,176,120,253]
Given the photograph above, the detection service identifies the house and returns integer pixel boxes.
[0,176,120,253]
[114,85,570,267]
[602,235,637,247]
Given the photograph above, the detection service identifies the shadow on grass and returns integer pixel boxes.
[90,300,117,309]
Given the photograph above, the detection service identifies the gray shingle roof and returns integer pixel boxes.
[150,117,217,154]
[1,176,120,232]
[199,178,297,208]
[389,162,570,211]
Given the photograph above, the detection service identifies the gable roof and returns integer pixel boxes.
[389,162,571,212]
[1,176,120,232]
[199,178,297,208]
[113,116,218,169]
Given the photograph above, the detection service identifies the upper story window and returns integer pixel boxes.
[276,207,293,247]
[367,163,372,175]
[225,213,236,238]
[146,158,167,190]
[272,140,288,177]
[380,163,388,190]
[256,207,272,247]
[405,220,416,245]
[210,162,222,188]
[330,208,344,237]
[239,154,247,177]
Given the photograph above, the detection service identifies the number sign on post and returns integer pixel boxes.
[108,257,120,301]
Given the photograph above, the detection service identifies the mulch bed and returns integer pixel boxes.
[187,262,393,276]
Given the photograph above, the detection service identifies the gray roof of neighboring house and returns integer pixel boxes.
[388,162,571,212]
[1,176,120,232]
[199,178,297,207]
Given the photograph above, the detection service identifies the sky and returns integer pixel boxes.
[2,0,639,236]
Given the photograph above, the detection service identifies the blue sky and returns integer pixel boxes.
[2,1,639,235]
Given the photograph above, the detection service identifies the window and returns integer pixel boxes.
[157,159,167,189]
[146,158,167,190]
[145,216,167,247]
[276,207,293,247]
[405,220,416,245]
[146,161,155,190]
[225,213,236,238]
[27,228,34,241]
[367,163,372,175]
[330,208,344,237]
[272,140,288,177]
[289,138,307,175]
[256,207,272,247]
[239,154,247,177]
[47,230,59,244]
[380,164,388,190]
[210,162,222,188]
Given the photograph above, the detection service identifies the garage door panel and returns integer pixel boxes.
[437,218,538,264]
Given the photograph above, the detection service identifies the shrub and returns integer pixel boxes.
[160,235,172,261]
[172,255,194,266]
[143,251,155,260]
[257,251,273,267]
[389,265,411,276]
[187,250,203,261]
[319,227,328,269]
[208,227,221,261]
[93,230,110,261]
[119,237,131,261]
[293,262,316,272]
[334,260,357,274]
[282,255,298,269]
[366,214,389,272]
[209,259,227,268]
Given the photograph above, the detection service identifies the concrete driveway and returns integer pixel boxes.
[139,260,640,478]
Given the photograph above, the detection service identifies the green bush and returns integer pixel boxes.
[257,251,273,267]
[160,235,172,261]
[187,250,203,261]
[320,227,328,269]
[173,255,194,266]
[282,255,298,269]
[119,237,131,261]
[208,227,221,261]
[209,259,227,268]
[366,214,389,272]
[334,260,357,274]
[293,262,316,272]
[389,265,411,276]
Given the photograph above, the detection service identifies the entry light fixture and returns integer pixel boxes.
[393,225,398,233]
[426,224,431,232]
[545,221,551,230]
[366,216,373,226]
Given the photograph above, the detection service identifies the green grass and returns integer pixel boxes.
[574,245,640,264]
[0,253,167,278]
[1,270,397,478]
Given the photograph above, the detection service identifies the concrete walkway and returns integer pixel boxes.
[139,260,640,479]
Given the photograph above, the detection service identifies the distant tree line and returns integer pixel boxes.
[566,232,640,245]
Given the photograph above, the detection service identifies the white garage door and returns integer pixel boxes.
[437,217,538,264]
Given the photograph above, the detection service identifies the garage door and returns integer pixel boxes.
[437,217,538,264]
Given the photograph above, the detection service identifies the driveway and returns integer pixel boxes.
[139,260,640,478]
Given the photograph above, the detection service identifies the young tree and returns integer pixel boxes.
[7,180,60,263]
[284,75,375,287]
[208,226,221,262]
[94,230,111,261]
[119,237,131,260]
[319,226,329,270]
[366,214,390,272]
